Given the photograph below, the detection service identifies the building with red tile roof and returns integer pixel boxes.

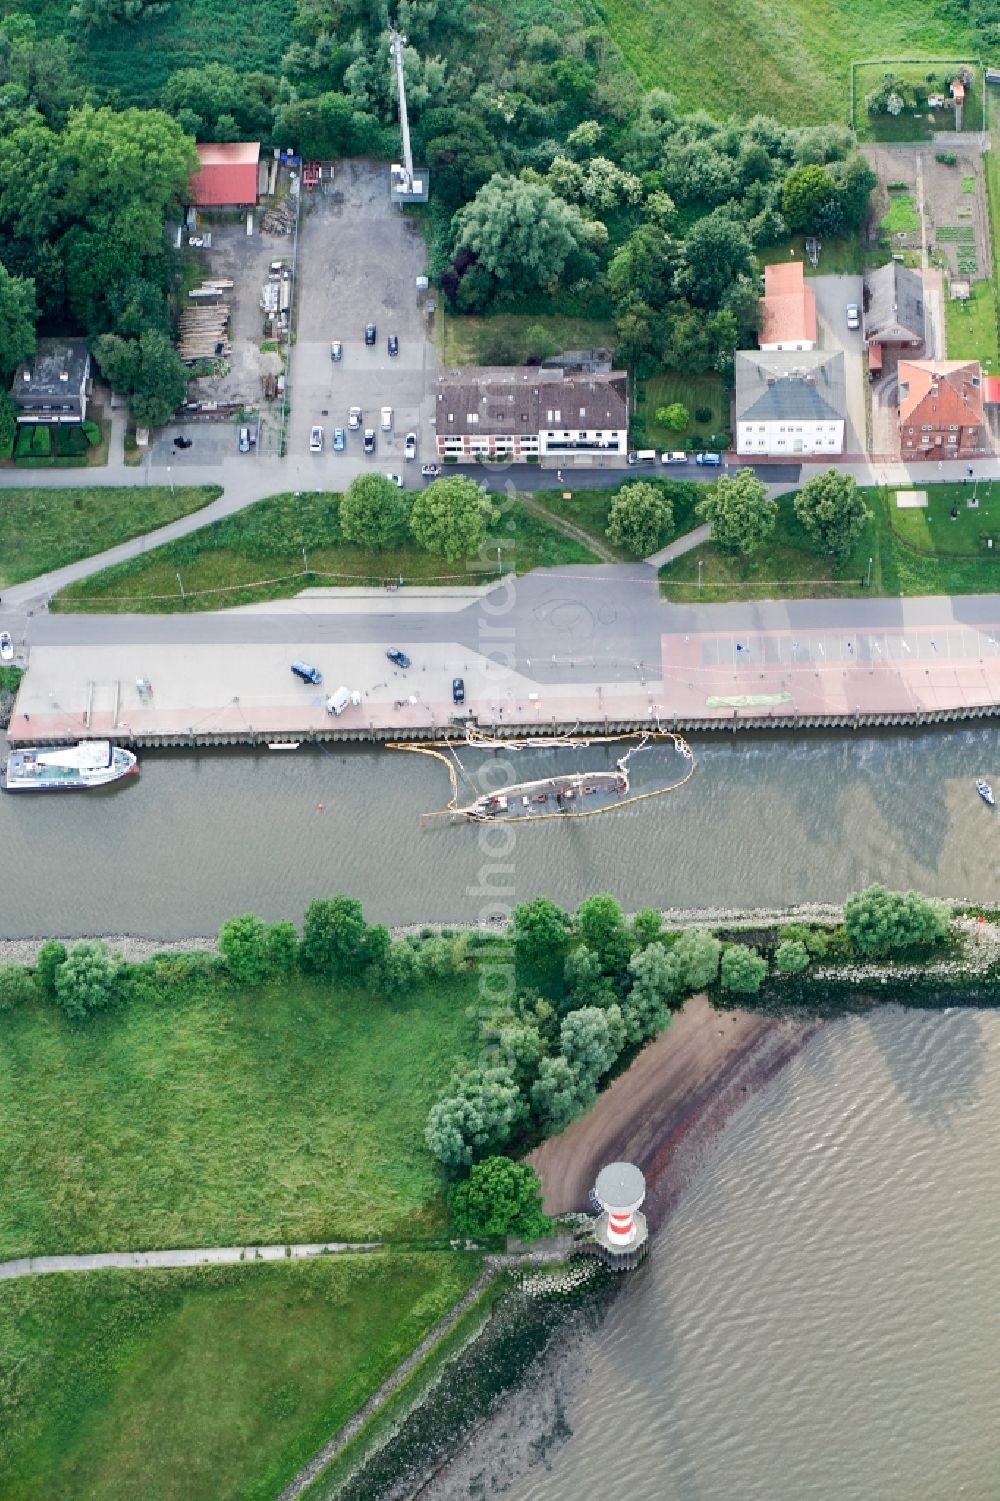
[897,359,990,456]
[758,261,817,351]
[189,142,261,208]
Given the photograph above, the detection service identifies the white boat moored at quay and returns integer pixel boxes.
[2,741,138,792]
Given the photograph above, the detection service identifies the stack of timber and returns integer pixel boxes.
[188,279,234,301]
[178,303,231,361]
[261,197,296,234]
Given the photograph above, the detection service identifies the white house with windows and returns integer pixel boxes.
[435,367,628,463]
[735,349,846,457]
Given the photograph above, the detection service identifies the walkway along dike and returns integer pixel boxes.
[0,1240,382,1282]
[7,611,1000,746]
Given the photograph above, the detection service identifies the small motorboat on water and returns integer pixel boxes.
[975,779,995,807]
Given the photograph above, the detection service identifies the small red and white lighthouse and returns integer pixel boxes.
[592,1161,649,1269]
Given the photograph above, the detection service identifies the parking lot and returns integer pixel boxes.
[811,273,866,455]
[289,160,436,479]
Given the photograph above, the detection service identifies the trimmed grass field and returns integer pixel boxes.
[0,485,221,588]
[881,193,920,234]
[636,371,729,449]
[0,971,480,1259]
[659,483,1000,600]
[597,0,976,123]
[0,1252,481,1501]
[944,279,999,368]
[530,479,703,560]
[757,235,879,277]
[52,490,597,612]
[440,311,616,366]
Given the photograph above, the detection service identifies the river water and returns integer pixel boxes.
[505,1007,1000,1501]
[1,722,997,938]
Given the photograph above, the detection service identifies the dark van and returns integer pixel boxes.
[291,660,323,685]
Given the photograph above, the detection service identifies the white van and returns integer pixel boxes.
[627,449,657,465]
[326,686,362,716]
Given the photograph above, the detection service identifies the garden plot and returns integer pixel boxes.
[864,144,992,281]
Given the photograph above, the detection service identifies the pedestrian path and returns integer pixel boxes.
[645,522,710,568]
[0,1239,381,1281]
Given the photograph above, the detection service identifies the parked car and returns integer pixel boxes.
[0,631,13,663]
[695,451,721,466]
[404,432,417,460]
[363,429,376,454]
[385,472,403,487]
[846,303,860,330]
[331,340,343,361]
[239,426,250,453]
[309,425,324,453]
[333,427,346,452]
[627,449,657,465]
[386,649,411,668]
[388,334,399,356]
[421,463,440,478]
[291,660,322,685]
[365,322,377,345]
[348,406,362,431]
[661,451,687,464]
[381,405,393,431]
[452,677,465,704]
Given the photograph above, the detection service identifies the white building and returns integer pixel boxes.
[735,350,846,457]
[435,366,628,463]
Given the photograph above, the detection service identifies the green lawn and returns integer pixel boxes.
[596,0,975,122]
[0,971,480,1259]
[0,1252,481,1501]
[440,310,617,366]
[757,234,881,277]
[636,371,729,449]
[659,484,1000,600]
[881,193,919,234]
[52,490,597,612]
[885,479,1000,554]
[944,279,999,368]
[0,485,221,588]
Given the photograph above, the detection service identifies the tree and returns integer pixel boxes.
[0,964,37,1010]
[454,175,596,294]
[35,940,68,999]
[531,1054,594,1133]
[631,908,663,948]
[576,893,631,975]
[563,945,616,1011]
[559,1003,626,1089]
[53,940,118,1020]
[409,476,489,562]
[843,885,949,957]
[274,91,363,160]
[497,1021,545,1093]
[606,481,674,558]
[524,323,558,363]
[92,329,187,427]
[775,939,810,973]
[425,1064,526,1169]
[698,469,775,555]
[781,163,839,233]
[623,941,678,1042]
[511,896,572,997]
[60,106,198,223]
[656,402,689,432]
[0,263,36,380]
[667,928,721,992]
[449,1157,549,1241]
[794,470,869,557]
[265,920,299,975]
[374,938,420,995]
[340,472,409,551]
[300,895,368,977]
[676,211,756,310]
[71,0,169,31]
[218,914,269,985]
[720,944,769,994]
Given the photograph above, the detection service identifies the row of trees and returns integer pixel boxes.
[340,473,492,562]
[424,884,952,1172]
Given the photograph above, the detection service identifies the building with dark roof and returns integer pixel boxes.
[435,366,628,462]
[12,338,91,425]
[863,262,925,350]
[189,142,261,208]
[735,349,846,456]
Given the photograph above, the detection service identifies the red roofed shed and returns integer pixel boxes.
[982,375,1000,405]
[190,142,261,208]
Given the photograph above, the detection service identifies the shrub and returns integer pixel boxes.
[0,964,37,1010]
[844,884,949,957]
[449,1157,550,1241]
[720,944,769,994]
[53,941,119,1021]
[218,913,269,985]
[668,928,721,991]
[82,420,102,446]
[265,920,299,975]
[775,939,810,973]
[936,152,957,166]
[425,1064,526,1170]
[694,405,712,423]
[35,940,68,999]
